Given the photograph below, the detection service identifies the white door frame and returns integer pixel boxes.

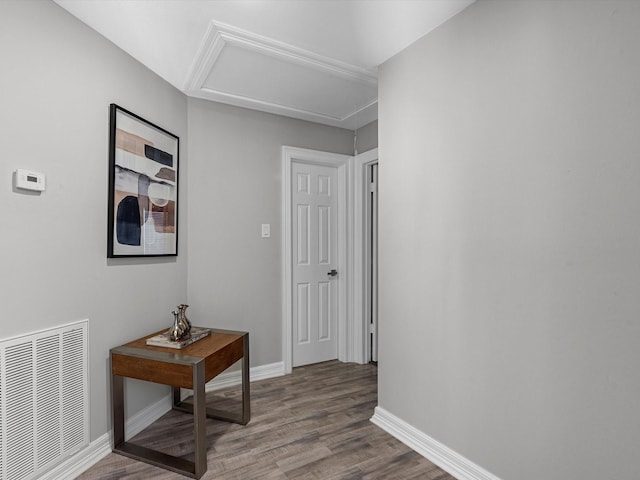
[282,146,352,374]
[352,148,379,364]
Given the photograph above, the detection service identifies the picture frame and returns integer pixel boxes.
[107,104,179,257]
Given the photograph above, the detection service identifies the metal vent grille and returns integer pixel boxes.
[0,321,88,480]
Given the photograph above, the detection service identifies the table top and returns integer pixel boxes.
[112,327,246,361]
[111,327,249,387]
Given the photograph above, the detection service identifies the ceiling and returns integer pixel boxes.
[54,0,475,130]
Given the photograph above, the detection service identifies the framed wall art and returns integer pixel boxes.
[107,104,179,257]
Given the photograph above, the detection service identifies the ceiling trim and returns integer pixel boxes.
[188,86,378,129]
[184,20,378,129]
[185,20,378,90]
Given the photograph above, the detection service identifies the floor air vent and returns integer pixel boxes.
[0,320,88,480]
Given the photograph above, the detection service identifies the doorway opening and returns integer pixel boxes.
[283,146,379,371]
[353,148,379,365]
[365,162,378,364]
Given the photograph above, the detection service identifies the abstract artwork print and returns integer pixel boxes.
[108,104,179,257]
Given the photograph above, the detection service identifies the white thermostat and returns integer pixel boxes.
[15,169,46,191]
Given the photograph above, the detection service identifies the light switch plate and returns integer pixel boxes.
[261,223,271,238]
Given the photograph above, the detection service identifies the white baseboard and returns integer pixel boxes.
[370,406,501,480]
[39,433,111,480]
[126,393,173,439]
[41,394,171,479]
[206,360,285,392]
[176,361,285,395]
[45,361,285,479]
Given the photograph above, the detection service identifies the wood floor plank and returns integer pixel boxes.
[76,361,457,479]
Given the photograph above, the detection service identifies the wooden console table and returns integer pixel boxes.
[110,328,250,479]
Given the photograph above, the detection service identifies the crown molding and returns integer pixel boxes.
[184,20,378,129]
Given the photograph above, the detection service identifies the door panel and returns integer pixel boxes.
[318,206,331,264]
[292,162,338,367]
[297,205,310,265]
[297,283,310,344]
[318,281,331,340]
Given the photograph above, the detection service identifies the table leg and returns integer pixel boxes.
[172,333,251,426]
[172,386,181,408]
[241,333,250,424]
[192,361,207,478]
[112,367,207,479]
[112,373,124,447]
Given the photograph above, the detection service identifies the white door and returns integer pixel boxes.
[291,162,339,366]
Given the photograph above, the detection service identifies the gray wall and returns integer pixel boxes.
[186,98,353,367]
[356,120,378,153]
[0,0,188,441]
[0,1,355,445]
[378,1,640,479]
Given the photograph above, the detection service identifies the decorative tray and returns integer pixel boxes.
[146,326,211,349]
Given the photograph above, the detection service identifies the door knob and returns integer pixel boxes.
[328,269,338,276]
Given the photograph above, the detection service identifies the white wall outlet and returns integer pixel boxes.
[261,223,271,238]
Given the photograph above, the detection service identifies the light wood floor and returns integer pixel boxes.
[77,361,457,479]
